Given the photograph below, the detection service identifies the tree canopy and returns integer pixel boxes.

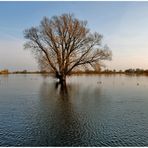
[24,13,112,83]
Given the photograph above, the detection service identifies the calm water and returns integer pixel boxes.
[0,74,148,146]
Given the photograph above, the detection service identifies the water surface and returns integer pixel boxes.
[0,74,148,146]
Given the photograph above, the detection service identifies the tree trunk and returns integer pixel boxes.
[56,72,66,85]
[59,74,66,85]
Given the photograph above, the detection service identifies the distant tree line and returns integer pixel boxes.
[0,69,9,74]
[124,68,148,74]
[101,68,148,74]
[12,70,49,74]
[1,68,148,75]
[0,69,50,74]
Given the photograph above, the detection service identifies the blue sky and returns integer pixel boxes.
[0,1,148,71]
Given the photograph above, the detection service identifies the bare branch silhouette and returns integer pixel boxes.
[24,13,112,83]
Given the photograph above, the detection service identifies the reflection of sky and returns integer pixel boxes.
[0,2,148,71]
[0,74,148,146]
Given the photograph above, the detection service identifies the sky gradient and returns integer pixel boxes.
[0,1,148,71]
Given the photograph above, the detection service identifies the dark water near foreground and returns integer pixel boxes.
[0,74,148,146]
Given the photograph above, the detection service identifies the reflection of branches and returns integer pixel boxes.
[39,81,82,146]
[55,82,68,98]
[39,78,103,146]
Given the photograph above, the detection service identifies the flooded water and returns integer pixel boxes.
[0,74,148,146]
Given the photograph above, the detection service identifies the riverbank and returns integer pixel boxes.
[0,71,148,76]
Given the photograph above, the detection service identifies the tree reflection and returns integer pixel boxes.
[39,81,84,146]
[39,79,102,146]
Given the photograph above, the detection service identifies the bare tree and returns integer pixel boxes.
[24,13,112,84]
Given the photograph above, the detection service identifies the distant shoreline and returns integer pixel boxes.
[1,68,148,76]
[0,71,148,76]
